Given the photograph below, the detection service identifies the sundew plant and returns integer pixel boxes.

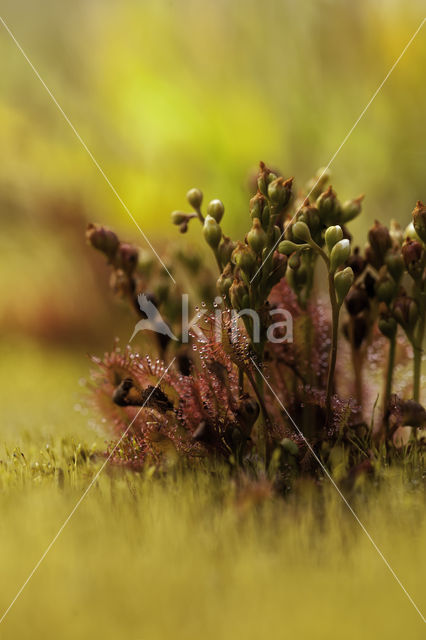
[86,163,425,485]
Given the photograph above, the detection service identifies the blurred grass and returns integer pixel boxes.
[0,340,425,639]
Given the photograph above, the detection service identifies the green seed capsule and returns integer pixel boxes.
[378,317,397,339]
[203,215,222,249]
[273,225,281,245]
[171,211,188,225]
[249,193,265,220]
[330,239,350,272]
[218,236,235,266]
[207,199,225,223]
[298,203,321,237]
[186,188,203,210]
[288,252,301,270]
[316,186,339,225]
[325,225,343,253]
[267,177,293,207]
[340,195,364,224]
[261,204,270,230]
[375,275,397,304]
[267,252,287,287]
[229,279,247,310]
[385,249,405,283]
[334,267,354,306]
[247,218,267,255]
[292,221,312,243]
[217,273,233,298]
[278,240,306,255]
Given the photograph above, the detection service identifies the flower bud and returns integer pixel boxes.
[232,243,256,277]
[375,271,397,304]
[261,204,270,230]
[186,188,203,210]
[385,249,405,283]
[267,177,293,208]
[316,186,339,225]
[278,240,307,255]
[412,200,426,244]
[272,225,281,245]
[364,271,377,298]
[268,252,287,286]
[247,218,267,254]
[378,315,397,339]
[116,243,139,275]
[86,223,119,260]
[325,225,343,253]
[257,161,271,196]
[393,292,418,334]
[207,199,225,223]
[340,195,364,224]
[330,239,350,272]
[334,267,354,306]
[298,201,321,237]
[287,263,307,291]
[229,278,248,310]
[171,210,189,225]
[288,251,301,270]
[343,311,370,349]
[368,220,392,266]
[218,236,235,266]
[217,268,233,299]
[305,166,331,200]
[347,247,366,277]
[345,285,369,316]
[402,238,423,280]
[203,215,222,249]
[292,220,312,243]
[249,193,266,220]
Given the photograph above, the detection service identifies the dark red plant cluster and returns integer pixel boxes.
[86,163,425,479]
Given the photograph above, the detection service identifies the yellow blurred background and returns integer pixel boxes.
[0,0,425,347]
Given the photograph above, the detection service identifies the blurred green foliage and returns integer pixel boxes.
[0,0,425,243]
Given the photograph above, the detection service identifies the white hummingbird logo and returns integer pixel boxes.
[129,294,178,343]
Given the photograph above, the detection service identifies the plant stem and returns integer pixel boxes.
[238,368,244,396]
[412,281,425,403]
[383,333,396,437]
[350,339,364,410]
[325,272,340,425]
[413,342,422,403]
